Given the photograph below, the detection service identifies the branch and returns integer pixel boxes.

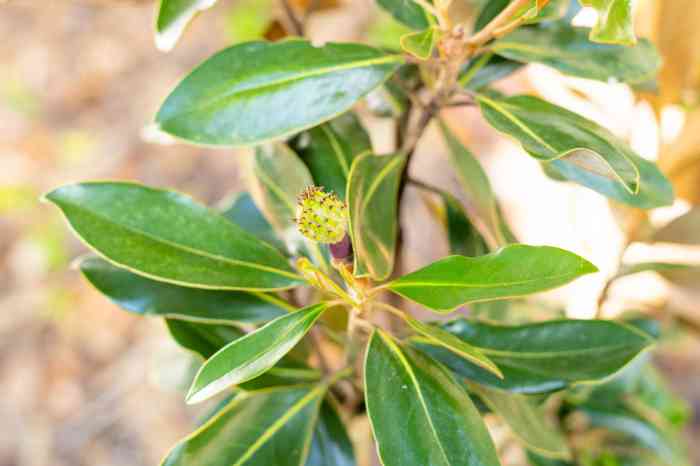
[466,0,531,49]
[279,0,304,36]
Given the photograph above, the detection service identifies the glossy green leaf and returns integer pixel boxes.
[441,193,490,257]
[546,153,673,209]
[155,0,217,52]
[400,27,437,60]
[403,316,502,378]
[306,401,356,466]
[295,112,372,201]
[440,120,509,247]
[155,40,402,147]
[163,384,326,466]
[416,318,654,394]
[347,153,406,280]
[187,303,327,403]
[376,0,435,30]
[579,0,635,45]
[81,257,290,324]
[478,94,639,191]
[46,182,303,291]
[247,143,328,268]
[221,191,285,253]
[364,330,501,466]
[491,24,660,84]
[471,384,571,460]
[653,208,700,245]
[166,319,244,359]
[388,244,597,313]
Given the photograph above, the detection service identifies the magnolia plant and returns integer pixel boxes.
[47,0,692,465]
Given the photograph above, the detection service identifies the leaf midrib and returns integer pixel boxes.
[162,54,402,120]
[379,332,452,466]
[63,201,302,282]
[391,270,584,289]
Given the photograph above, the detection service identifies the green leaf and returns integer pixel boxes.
[440,120,510,247]
[477,94,673,208]
[155,0,217,52]
[81,257,290,324]
[617,262,693,279]
[441,193,490,257]
[163,384,326,466]
[653,208,700,245]
[416,318,654,393]
[388,244,597,313]
[221,191,286,253]
[402,315,502,378]
[478,94,638,191]
[491,23,660,84]
[166,319,244,359]
[579,0,635,45]
[306,401,356,466]
[471,384,571,460]
[45,182,303,291]
[527,452,572,466]
[376,0,435,30]
[247,143,329,269]
[295,112,372,201]
[155,40,402,147]
[546,154,673,209]
[347,153,406,280]
[186,303,327,403]
[400,27,437,60]
[364,330,501,466]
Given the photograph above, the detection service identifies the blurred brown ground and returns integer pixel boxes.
[0,1,698,466]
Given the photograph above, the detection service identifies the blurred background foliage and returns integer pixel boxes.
[0,0,699,465]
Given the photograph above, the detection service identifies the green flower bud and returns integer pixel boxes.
[295,186,348,244]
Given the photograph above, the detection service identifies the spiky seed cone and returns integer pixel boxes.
[295,186,348,244]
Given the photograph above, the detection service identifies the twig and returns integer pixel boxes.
[279,0,303,35]
[466,0,531,49]
[595,238,631,319]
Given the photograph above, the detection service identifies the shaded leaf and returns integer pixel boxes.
[472,384,571,460]
[81,257,290,324]
[653,209,700,245]
[247,143,329,268]
[187,303,327,403]
[579,0,635,45]
[416,318,654,394]
[388,244,597,313]
[295,112,372,200]
[347,153,406,280]
[491,23,660,84]
[376,0,435,30]
[364,330,501,466]
[165,319,245,359]
[440,120,510,246]
[156,40,402,147]
[306,401,356,466]
[163,384,325,466]
[474,0,568,32]
[155,0,217,52]
[45,182,303,291]
[221,191,285,253]
[441,192,490,257]
[617,262,692,279]
[460,54,524,91]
